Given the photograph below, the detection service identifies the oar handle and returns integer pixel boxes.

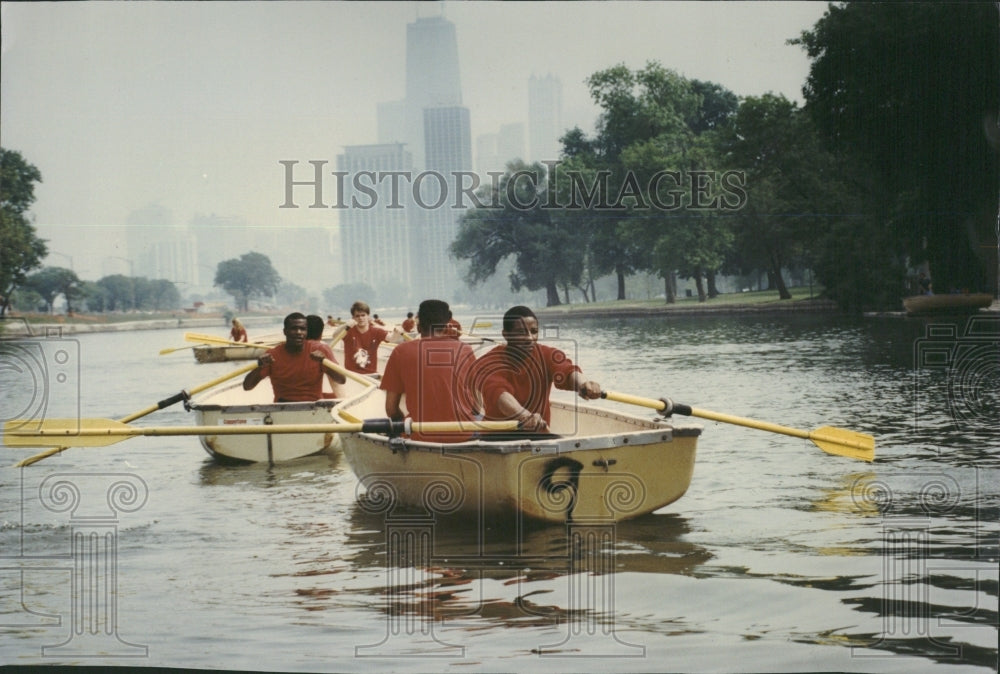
[599,390,691,416]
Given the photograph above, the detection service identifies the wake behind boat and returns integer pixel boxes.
[333,386,702,524]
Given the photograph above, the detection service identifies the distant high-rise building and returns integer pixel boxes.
[378,14,463,169]
[476,133,499,176]
[497,123,526,167]
[337,143,415,297]
[528,74,563,163]
[190,214,248,288]
[125,204,197,286]
[368,11,470,303]
[419,106,471,299]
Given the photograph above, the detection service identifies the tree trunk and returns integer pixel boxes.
[707,270,719,298]
[694,268,707,302]
[545,281,561,307]
[769,255,792,299]
[616,270,626,300]
[664,273,676,304]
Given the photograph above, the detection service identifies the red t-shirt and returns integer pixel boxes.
[343,325,388,374]
[380,336,477,442]
[470,343,580,424]
[401,318,416,332]
[259,341,336,402]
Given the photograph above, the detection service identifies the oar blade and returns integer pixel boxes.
[4,418,131,447]
[809,426,875,462]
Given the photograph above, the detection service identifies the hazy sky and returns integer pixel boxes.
[1,1,829,279]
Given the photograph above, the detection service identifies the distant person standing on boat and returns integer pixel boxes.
[329,301,402,374]
[470,305,602,433]
[230,318,248,343]
[380,299,478,442]
[401,312,416,333]
[918,271,933,295]
[243,312,345,402]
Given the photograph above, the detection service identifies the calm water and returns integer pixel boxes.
[1,312,997,672]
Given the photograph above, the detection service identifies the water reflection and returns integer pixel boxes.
[284,503,713,632]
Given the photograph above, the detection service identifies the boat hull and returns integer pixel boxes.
[193,396,341,463]
[193,345,269,363]
[188,369,376,463]
[336,389,701,523]
[903,293,993,315]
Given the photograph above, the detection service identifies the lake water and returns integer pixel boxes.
[1,311,997,672]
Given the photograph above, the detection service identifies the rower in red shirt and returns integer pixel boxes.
[380,299,478,443]
[243,312,346,402]
[469,305,601,433]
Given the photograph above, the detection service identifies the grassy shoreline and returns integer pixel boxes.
[534,287,838,319]
[1,288,838,336]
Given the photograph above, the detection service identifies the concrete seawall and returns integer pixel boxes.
[0,314,279,337]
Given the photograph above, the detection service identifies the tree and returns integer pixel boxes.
[715,95,834,300]
[451,161,584,307]
[214,252,281,311]
[276,281,309,310]
[97,274,136,311]
[323,282,376,314]
[24,266,81,314]
[0,148,47,316]
[794,3,999,301]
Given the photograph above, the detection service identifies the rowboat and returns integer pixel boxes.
[903,292,993,315]
[333,386,702,523]
[187,366,376,464]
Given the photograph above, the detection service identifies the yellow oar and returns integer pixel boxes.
[320,358,372,387]
[160,333,276,355]
[13,363,260,467]
[185,332,277,348]
[5,417,519,448]
[601,390,875,462]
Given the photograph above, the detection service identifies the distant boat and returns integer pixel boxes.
[903,293,993,315]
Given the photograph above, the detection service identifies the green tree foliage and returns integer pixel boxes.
[137,278,181,311]
[0,148,47,315]
[450,161,584,307]
[563,63,741,302]
[96,274,136,311]
[716,94,847,300]
[323,282,376,314]
[794,3,999,300]
[24,266,82,314]
[214,252,281,311]
[580,62,705,300]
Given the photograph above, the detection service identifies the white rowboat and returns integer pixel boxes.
[187,369,375,464]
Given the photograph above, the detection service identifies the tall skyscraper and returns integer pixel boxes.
[367,11,470,303]
[419,106,472,299]
[337,143,415,299]
[378,14,463,170]
[497,123,526,167]
[528,74,563,163]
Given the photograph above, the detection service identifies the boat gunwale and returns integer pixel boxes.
[190,399,340,414]
[342,400,703,456]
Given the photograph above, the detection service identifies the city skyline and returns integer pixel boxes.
[2,2,830,294]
